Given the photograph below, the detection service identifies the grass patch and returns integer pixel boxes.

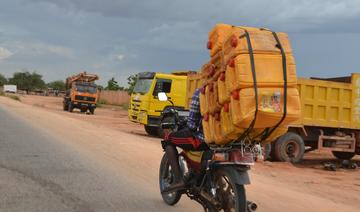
[121,103,129,110]
[33,103,45,108]
[97,99,108,104]
[96,102,129,111]
[6,94,21,101]
[96,103,103,108]
[0,91,20,101]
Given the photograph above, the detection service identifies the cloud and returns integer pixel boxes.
[0,47,13,60]
[142,21,206,51]
[115,54,125,61]
[30,0,360,32]
[13,41,74,58]
[1,0,360,86]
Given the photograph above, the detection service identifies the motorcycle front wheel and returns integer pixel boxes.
[159,153,182,205]
[214,169,247,212]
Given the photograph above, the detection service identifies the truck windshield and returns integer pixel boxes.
[76,84,97,94]
[133,79,152,94]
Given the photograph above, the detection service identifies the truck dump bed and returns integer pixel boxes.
[296,73,360,129]
[186,73,205,110]
[66,72,99,88]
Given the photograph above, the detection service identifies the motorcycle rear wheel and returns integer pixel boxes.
[159,153,182,205]
[214,169,247,212]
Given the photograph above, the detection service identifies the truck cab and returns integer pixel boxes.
[128,71,189,136]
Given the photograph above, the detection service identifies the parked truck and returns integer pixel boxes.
[128,71,190,137]
[3,85,17,93]
[63,72,99,114]
[271,73,360,162]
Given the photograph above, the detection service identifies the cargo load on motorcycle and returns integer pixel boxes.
[187,23,301,145]
[159,23,302,212]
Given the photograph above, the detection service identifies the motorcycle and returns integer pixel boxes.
[157,92,258,212]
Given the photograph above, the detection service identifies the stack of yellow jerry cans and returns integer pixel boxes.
[199,24,301,145]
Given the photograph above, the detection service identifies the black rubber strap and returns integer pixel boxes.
[236,28,259,141]
[260,31,288,141]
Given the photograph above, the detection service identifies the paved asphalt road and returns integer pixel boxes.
[0,106,198,212]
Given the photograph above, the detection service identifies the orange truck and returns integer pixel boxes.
[63,72,99,114]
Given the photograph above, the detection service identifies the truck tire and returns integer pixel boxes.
[263,143,271,161]
[273,132,305,163]
[63,103,68,111]
[89,108,95,115]
[144,125,159,137]
[332,151,355,160]
[68,102,74,113]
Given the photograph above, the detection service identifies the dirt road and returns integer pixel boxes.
[1,95,360,211]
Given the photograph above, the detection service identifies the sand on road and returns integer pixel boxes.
[1,95,360,211]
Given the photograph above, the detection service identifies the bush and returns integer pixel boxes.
[121,103,129,110]
[97,99,108,105]
[96,98,129,110]
[7,94,21,101]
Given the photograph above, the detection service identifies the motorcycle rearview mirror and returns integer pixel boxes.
[158,92,174,106]
[158,92,168,101]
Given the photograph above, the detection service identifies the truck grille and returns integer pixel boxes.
[75,95,96,102]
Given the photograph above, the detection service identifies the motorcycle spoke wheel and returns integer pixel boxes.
[216,176,236,212]
[159,154,182,205]
[213,169,247,212]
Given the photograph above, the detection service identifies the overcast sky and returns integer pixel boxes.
[0,0,360,86]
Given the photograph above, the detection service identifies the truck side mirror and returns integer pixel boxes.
[158,92,168,101]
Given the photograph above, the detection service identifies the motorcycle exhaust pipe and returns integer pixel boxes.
[199,190,221,207]
[247,201,257,211]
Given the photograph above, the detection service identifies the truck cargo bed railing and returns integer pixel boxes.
[318,130,356,153]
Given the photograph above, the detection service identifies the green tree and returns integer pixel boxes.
[8,71,46,93]
[0,73,7,86]
[106,77,124,91]
[97,85,104,90]
[47,80,66,91]
[126,74,138,94]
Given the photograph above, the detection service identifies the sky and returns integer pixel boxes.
[0,0,360,86]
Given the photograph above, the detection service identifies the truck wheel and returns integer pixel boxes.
[68,102,74,113]
[273,132,305,163]
[332,151,355,160]
[89,108,95,115]
[63,103,68,111]
[263,143,271,161]
[144,125,158,137]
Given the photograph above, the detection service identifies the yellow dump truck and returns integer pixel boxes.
[271,73,360,162]
[128,71,190,137]
[63,72,99,114]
